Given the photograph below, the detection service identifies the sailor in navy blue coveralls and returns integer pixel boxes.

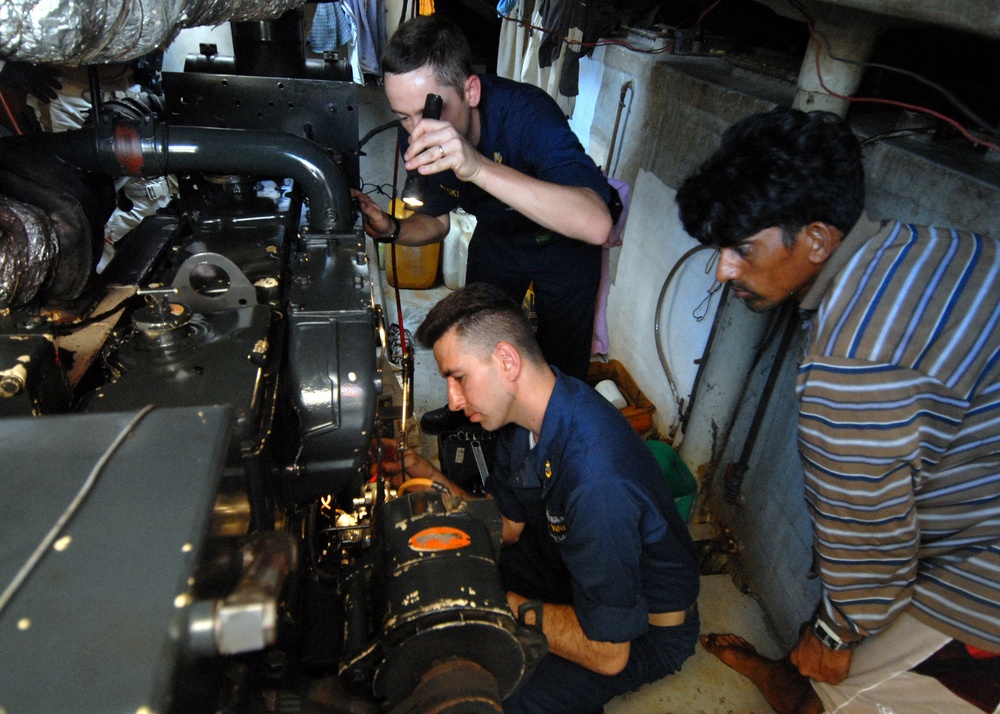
[384,282,700,712]
[490,370,700,712]
[401,74,609,380]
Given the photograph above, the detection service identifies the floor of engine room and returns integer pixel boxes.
[378,281,784,714]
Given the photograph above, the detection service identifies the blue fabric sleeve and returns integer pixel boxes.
[560,478,650,642]
[503,86,611,203]
[405,76,610,221]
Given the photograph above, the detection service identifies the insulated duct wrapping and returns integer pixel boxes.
[0,196,56,306]
[0,141,116,305]
[0,0,304,64]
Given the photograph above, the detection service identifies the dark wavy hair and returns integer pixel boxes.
[675,107,865,248]
[416,283,546,365]
[382,15,474,97]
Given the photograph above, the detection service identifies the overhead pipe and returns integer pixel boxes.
[13,117,352,233]
[792,19,879,117]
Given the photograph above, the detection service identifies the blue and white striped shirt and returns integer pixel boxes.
[797,214,1000,653]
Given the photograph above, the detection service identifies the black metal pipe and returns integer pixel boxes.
[166,125,351,232]
[11,119,351,233]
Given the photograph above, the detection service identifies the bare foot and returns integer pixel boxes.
[700,633,821,714]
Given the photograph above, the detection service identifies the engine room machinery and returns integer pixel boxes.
[0,9,545,713]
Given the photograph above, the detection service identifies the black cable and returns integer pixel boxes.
[725,305,798,504]
[361,182,395,199]
[359,119,400,152]
[860,126,937,147]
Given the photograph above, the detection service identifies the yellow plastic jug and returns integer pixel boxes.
[385,199,441,289]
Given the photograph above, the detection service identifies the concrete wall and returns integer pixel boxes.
[581,46,796,454]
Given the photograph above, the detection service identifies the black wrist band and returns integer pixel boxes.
[375,215,401,244]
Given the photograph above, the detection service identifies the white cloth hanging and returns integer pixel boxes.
[497,0,575,117]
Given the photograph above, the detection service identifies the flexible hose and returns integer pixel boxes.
[396,478,436,495]
[654,244,715,440]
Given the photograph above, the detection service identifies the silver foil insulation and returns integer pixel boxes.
[0,195,56,306]
[0,0,304,64]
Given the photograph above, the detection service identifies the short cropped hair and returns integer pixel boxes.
[675,107,865,248]
[416,283,546,365]
[382,15,474,96]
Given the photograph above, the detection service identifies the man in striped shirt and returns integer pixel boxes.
[675,106,1000,713]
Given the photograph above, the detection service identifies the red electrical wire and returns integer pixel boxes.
[390,134,408,360]
[799,12,1000,153]
[704,0,998,153]
[0,89,23,135]
[389,244,407,355]
[500,0,997,152]
[696,0,725,25]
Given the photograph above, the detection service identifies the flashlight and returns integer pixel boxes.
[400,93,443,208]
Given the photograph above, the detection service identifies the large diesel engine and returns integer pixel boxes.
[0,18,544,712]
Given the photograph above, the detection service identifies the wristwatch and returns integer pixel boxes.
[375,214,401,244]
[812,617,855,651]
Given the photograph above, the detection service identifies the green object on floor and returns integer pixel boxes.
[646,440,697,522]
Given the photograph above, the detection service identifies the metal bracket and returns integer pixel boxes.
[171,252,257,313]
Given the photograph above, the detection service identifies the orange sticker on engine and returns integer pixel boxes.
[409,526,472,552]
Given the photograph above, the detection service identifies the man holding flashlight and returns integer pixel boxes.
[352,15,613,411]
